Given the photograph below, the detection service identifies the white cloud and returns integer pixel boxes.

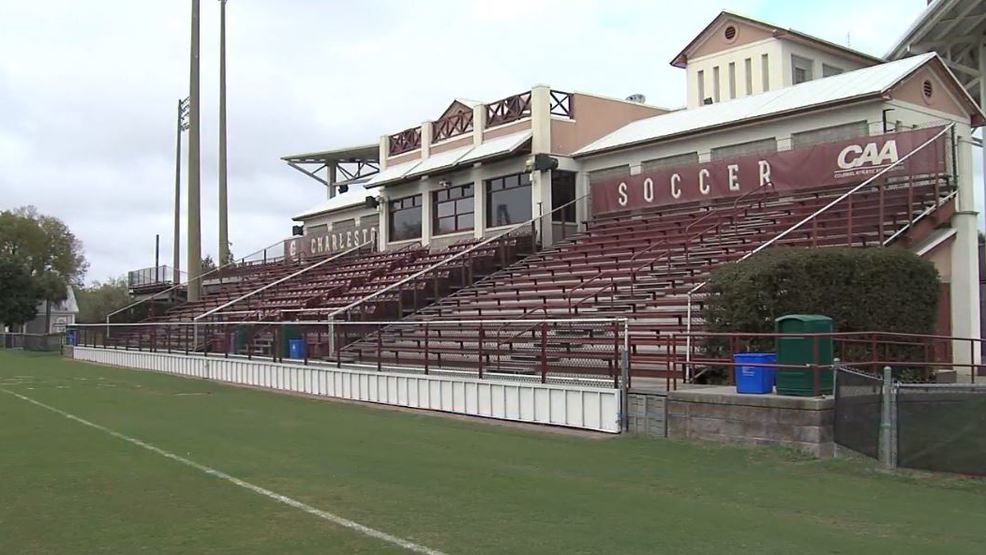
[0,0,974,283]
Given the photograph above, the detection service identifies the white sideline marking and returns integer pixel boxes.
[0,388,446,555]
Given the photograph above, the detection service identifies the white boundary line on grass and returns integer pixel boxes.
[0,387,446,555]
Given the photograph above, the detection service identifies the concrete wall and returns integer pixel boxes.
[627,392,667,438]
[666,387,835,457]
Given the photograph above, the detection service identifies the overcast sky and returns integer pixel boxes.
[0,0,957,283]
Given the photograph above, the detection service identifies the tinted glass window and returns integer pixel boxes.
[431,184,474,235]
[389,194,422,241]
[486,173,531,227]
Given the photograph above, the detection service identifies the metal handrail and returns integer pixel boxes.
[567,182,776,313]
[497,184,776,346]
[73,317,626,328]
[194,241,370,321]
[883,188,957,245]
[682,123,955,376]
[105,236,291,325]
[326,191,590,320]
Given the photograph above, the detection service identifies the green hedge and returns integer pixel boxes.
[700,247,941,382]
[703,247,940,336]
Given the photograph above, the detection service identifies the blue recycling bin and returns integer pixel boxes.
[734,352,776,394]
[288,338,306,359]
[66,329,77,346]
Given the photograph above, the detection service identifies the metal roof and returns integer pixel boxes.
[281,143,378,164]
[404,144,472,179]
[886,0,986,107]
[292,181,376,221]
[364,159,422,188]
[459,131,532,165]
[364,130,532,188]
[575,54,939,157]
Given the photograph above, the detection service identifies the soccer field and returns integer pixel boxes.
[1,351,984,554]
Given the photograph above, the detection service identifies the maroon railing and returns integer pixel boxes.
[486,91,532,127]
[636,330,984,392]
[549,90,574,118]
[389,126,422,156]
[432,110,474,142]
[74,318,627,387]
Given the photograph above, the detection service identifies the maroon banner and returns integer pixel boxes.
[284,216,379,261]
[591,126,947,215]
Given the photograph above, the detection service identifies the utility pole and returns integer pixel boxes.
[174,97,189,285]
[187,0,202,301]
[218,0,230,265]
[155,234,161,284]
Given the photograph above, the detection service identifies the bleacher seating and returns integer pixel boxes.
[337,176,954,379]
[110,233,533,355]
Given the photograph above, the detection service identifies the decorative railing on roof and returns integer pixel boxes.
[387,89,575,156]
[389,126,422,156]
[549,90,574,118]
[432,110,474,142]
[486,91,532,127]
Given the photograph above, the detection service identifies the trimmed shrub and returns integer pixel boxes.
[704,247,940,335]
[700,247,940,382]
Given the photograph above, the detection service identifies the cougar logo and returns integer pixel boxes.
[837,140,899,170]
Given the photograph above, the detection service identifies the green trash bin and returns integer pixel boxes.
[775,314,834,396]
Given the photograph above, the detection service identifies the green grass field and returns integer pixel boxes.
[2,350,985,554]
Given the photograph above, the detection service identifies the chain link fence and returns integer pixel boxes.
[897,384,986,476]
[835,366,986,476]
[1,333,65,352]
[834,367,883,459]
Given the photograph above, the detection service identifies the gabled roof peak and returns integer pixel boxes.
[671,10,884,69]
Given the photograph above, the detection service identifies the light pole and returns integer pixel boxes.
[187,0,202,302]
[218,0,230,265]
[174,97,190,286]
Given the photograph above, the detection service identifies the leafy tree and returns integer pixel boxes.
[199,245,238,276]
[75,277,131,323]
[201,255,217,273]
[0,207,88,331]
[0,259,40,328]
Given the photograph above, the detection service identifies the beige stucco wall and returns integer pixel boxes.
[429,134,473,155]
[550,94,666,155]
[483,119,532,140]
[891,65,976,123]
[688,19,775,61]
[687,38,784,107]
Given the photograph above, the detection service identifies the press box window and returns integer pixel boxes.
[486,172,532,228]
[432,184,474,235]
[388,194,422,241]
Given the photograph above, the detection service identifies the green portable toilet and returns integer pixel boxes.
[775,314,834,396]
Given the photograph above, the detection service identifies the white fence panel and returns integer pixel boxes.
[71,347,621,433]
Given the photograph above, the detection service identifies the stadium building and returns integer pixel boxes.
[85,9,984,443]
[281,10,981,348]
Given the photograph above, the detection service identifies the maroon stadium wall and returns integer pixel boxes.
[591,126,947,215]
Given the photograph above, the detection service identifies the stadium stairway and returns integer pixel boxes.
[336,176,955,380]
